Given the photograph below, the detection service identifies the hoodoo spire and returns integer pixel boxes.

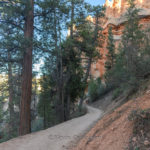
[105,0,113,7]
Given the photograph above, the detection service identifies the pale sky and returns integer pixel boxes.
[85,0,105,6]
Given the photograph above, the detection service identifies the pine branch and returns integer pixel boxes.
[0,20,24,31]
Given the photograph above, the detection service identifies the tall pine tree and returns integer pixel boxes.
[105,26,115,71]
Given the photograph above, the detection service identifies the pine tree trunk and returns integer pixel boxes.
[19,0,34,136]
[66,94,70,121]
[43,105,46,129]
[8,51,15,137]
[79,58,92,112]
[71,0,74,39]
[63,0,75,121]
[54,8,64,123]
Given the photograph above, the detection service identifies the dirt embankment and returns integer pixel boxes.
[72,90,150,150]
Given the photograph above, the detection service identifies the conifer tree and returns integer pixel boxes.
[122,0,144,78]
[77,5,105,110]
[105,0,145,90]
[37,0,69,123]
[0,0,35,135]
[38,74,56,129]
[105,26,115,71]
[19,0,34,135]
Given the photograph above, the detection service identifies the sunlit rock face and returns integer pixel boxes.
[105,0,150,18]
[91,0,150,79]
[105,0,124,17]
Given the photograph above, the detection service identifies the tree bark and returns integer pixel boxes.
[19,0,34,136]
[43,105,46,129]
[53,8,64,123]
[63,0,75,120]
[8,51,15,137]
[70,0,74,39]
[79,58,92,111]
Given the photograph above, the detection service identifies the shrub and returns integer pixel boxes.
[112,88,122,100]
[70,105,87,119]
[88,79,99,102]
[31,117,44,132]
[88,78,110,102]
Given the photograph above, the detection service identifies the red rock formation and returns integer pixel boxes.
[91,0,150,79]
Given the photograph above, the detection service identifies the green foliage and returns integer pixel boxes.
[122,1,144,77]
[38,75,56,128]
[76,5,105,110]
[88,78,106,102]
[112,88,122,100]
[105,0,150,99]
[70,105,87,119]
[31,118,44,132]
[88,79,99,102]
[61,37,86,102]
[105,27,115,71]
[0,0,106,143]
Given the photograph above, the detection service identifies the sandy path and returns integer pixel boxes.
[0,105,102,150]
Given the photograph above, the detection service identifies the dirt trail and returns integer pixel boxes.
[0,105,102,150]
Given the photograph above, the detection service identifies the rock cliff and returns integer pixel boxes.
[91,0,150,79]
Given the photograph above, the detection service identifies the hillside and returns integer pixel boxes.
[71,88,150,150]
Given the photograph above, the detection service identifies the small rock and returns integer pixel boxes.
[132,137,136,142]
[144,140,150,146]
[111,127,114,131]
[146,90,150,94]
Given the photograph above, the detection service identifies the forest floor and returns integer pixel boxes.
[0,105,102,150]
[72,89,150,150]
